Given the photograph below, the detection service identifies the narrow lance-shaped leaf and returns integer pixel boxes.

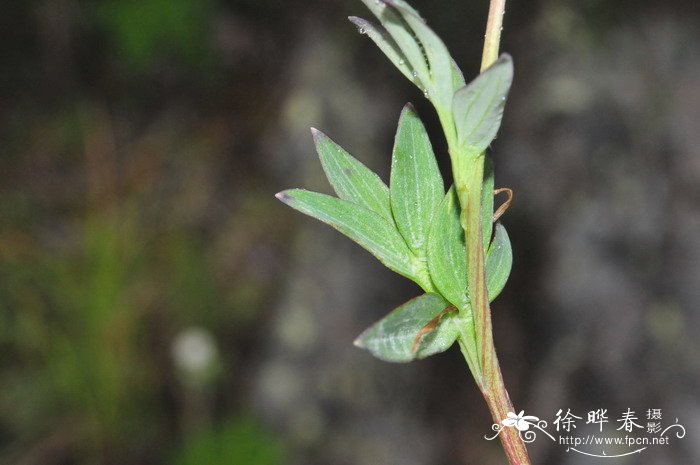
[427,187,467,310]
[313,128,393,221]
[348,16,424,89]
[425,187,480,370]
[390,104,444,253]
[427,185,511,304]
[357,0,429,84]
[277,189,425,286]
[380,0,420,16]
[383,0,463,111]
[485,223,513,301]
[452,54,514,154]
[354,293,459,362]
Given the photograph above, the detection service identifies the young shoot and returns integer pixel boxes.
[278,1,530,463]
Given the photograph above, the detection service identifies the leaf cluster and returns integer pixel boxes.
[278,0,514,364]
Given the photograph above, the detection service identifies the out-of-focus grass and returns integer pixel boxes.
[0,102,283,463]
[97,0,215,71]
[172,416,283,465]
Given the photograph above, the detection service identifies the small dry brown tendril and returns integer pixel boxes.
[493,187,513,223]
[411,305,458,354]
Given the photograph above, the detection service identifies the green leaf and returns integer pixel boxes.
[355,1,466,113]
[481,155,495,250]
[427,187,467,310]
[452,54,513,154]
[380,0,420,16]
[427,185,510,305]
[382,0,462,110]
[390,104,444,253]
[485,223,512,301]
[277,189,422,284]
[357,0,429,85]
[312,128,393,222]
[348,16,424,89]
[354,293,459,362]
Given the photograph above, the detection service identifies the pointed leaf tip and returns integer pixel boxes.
[348,16,370,33]
[310,127,324,143]
[352,336,365,348]
[275,190,292,204]
[401,102,417,114]
[496,52,513,64]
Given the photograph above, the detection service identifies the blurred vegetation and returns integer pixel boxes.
[172,417,283,465]
[97,0,215,71]
[0,0,698,464]
[0,103,285,462]
[0,0,286,463]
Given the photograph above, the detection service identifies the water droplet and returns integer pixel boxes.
[398,59,405,66]
[358,27,366,34]
[423,89,430,98]
[412,71,418,78]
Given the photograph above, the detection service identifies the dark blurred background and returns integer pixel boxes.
[1,0,699,464]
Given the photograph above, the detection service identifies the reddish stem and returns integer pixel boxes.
[481,353,532,465]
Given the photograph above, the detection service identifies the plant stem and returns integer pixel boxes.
[456,152,531,465]
[481,0,506,71]
[451,0,532,464]
[481,354,532,465]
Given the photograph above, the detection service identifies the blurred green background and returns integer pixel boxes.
[1,0,699,464]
